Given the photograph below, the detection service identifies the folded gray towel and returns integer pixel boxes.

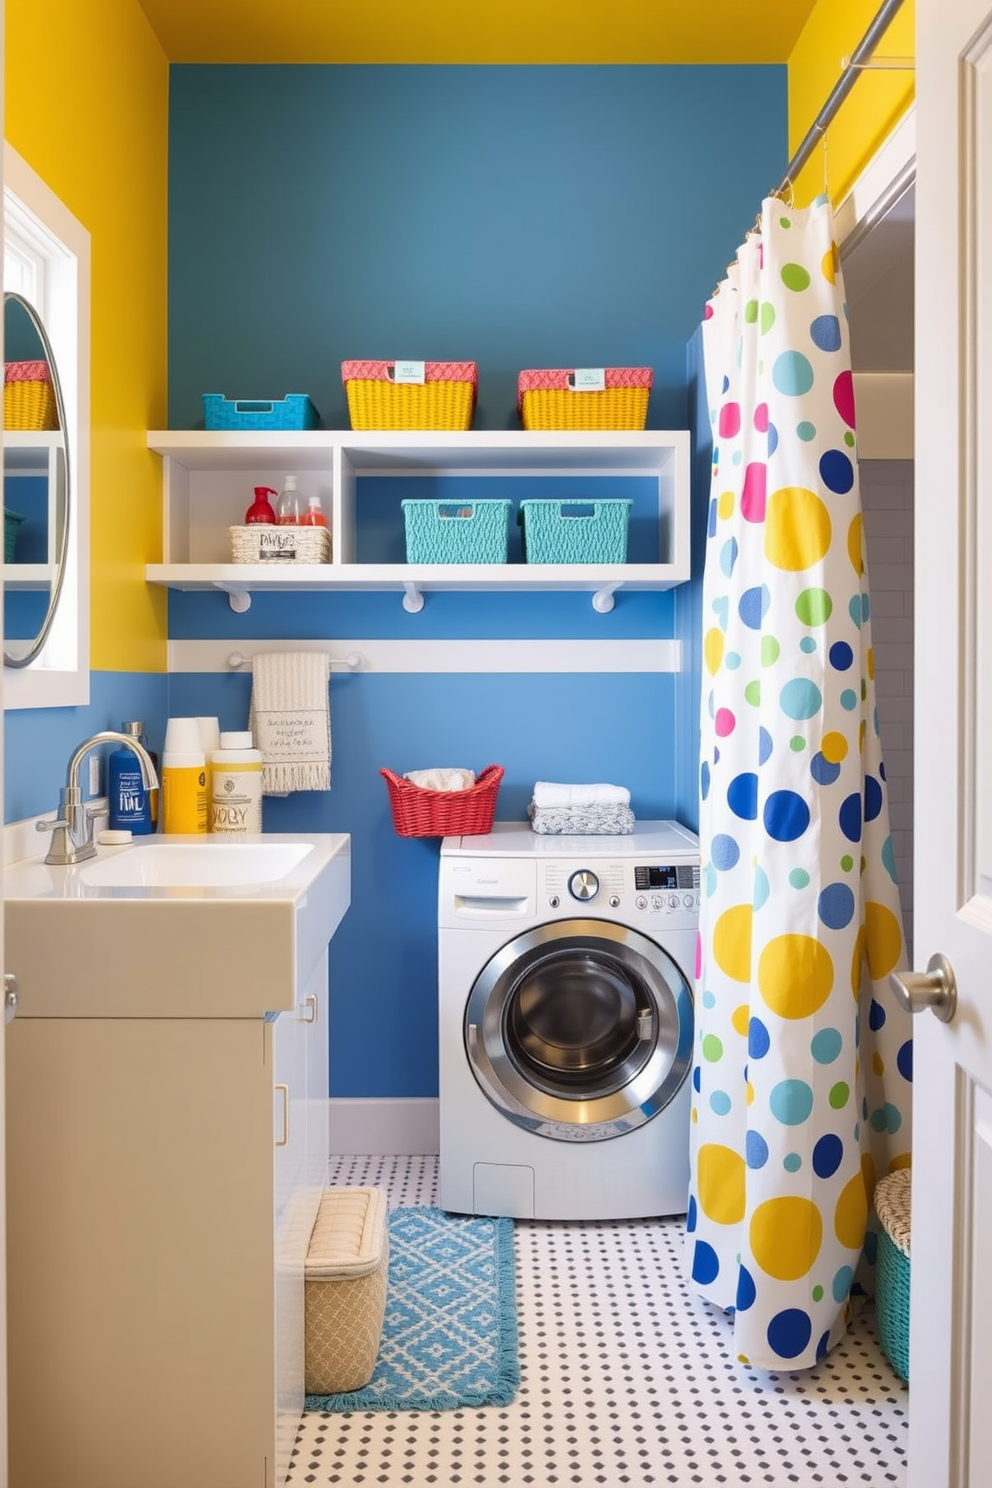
[528,803,635,836]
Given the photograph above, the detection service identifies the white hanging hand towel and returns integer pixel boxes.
[532,781,631,809]
[248,652,331,794]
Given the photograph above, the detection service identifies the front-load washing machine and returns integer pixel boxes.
[438,820,700,1221]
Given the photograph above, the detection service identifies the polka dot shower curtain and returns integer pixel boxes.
[686,194,914,1370]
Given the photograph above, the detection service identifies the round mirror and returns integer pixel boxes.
[3,290,70,668]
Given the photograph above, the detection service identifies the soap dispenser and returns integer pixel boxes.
[277,475,303,525]
[245,486,277,524]
[299,493,328,527]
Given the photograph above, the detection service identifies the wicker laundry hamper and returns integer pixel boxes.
[874,1168,911,1382]
[305,1186,390,1394]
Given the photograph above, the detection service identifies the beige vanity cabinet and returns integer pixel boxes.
[5,953,330,1488]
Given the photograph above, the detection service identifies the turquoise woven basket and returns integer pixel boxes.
[518,498,631,564]
[202,393,319,431]
[4,509,25,563]
[401,499,511,564]
[874,1169,911,1383]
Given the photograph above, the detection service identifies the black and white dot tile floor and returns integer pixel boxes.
[288,1156,907,1487]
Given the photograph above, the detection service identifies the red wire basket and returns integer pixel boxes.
[380,765,504,837]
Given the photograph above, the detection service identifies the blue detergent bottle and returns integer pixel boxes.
[108,720,154,834]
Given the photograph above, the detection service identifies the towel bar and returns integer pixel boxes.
[227,650,365,672]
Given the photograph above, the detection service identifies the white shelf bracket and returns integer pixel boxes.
[215,584,252,614]
[592,586,619,614]
[402,582,425,614]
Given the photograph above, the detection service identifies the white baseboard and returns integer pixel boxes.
[328,1098,440,1156]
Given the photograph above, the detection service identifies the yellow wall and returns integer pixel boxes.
[6,0,168,672]
[788,0,914,207]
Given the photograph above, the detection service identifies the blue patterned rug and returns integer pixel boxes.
[305,1206,519,1412]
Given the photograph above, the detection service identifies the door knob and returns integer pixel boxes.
[889,953,957,1023]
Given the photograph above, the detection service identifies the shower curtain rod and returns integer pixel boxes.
[713,0,910,295]
[773,0,909,200]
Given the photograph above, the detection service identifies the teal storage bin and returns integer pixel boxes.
[202,393,319,431]
[874,1168,911,1383]
[4,509,25,562]
[518,498,631,564]
[401,499,511,564]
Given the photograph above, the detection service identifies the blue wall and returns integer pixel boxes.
[5,672,168,823]
[4,63,785,1110]
[164,63,785,1101]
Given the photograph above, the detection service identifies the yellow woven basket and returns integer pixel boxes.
[342,360,477,430]
[4,360,59,431]
[517,367,652,431]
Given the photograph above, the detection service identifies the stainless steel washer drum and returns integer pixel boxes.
[464,918,694,1142]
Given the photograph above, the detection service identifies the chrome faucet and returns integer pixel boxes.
[37,731,159,866]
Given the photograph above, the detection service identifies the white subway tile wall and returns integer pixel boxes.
[861,459,915,961]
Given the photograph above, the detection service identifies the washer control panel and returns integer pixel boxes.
[632,862,701,921]
[541,858,700,924]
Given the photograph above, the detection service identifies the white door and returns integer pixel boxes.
[905,2,992,1483]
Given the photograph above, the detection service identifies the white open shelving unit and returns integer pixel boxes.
[3,430,64,590]
[146,428,691,612]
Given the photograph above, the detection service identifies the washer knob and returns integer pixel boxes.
[549,894,560,909]
[609,894,621,908]
[568,869,599,902]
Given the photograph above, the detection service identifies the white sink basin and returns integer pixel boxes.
[78,839,313,888]
[4,832,351,1018]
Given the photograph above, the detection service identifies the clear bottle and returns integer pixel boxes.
[108,721,154,835]
[299,494,328,527]
[277,475,303,525]
[210,731,263,835]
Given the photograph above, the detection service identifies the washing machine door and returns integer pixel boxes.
[464,918,693,1142]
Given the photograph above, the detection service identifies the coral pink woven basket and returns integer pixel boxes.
[380,765,504,837]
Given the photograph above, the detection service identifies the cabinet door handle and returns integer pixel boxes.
[300,994,318,1024]
[274,1084,289,1147]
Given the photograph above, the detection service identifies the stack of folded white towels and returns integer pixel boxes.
[528,781,634,835]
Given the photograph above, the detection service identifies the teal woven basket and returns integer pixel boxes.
[518,498,631,564]
[202,393,319,430]
[401,499,511,564]
[874,1169,911,1382]
[4,509,25,563]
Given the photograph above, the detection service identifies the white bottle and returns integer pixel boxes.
[210,731,263,835]
[277,475,303,525]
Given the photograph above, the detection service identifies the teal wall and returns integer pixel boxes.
[167,64,784,432]
[5,63,785,1105]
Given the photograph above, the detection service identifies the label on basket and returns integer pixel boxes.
[569,368,607,392]
[255,530,299,560]
[391,360,426,384]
